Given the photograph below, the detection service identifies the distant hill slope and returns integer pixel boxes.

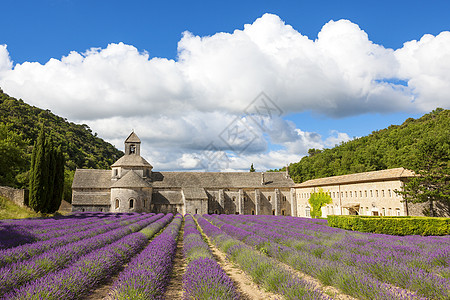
[288,108,450,183]
[0,88,123,191]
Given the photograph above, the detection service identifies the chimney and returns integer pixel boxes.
[285,165,290,178]
[261,172,265,185]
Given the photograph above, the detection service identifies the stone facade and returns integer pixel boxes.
[295,168,434,217]
[72,132,296,215]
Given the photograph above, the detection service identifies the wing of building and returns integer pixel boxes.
[295,168,424,217]
[72,132,296,215]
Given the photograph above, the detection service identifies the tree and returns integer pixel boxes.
[29,126,49,212]
[308,188,332,218]
[398,134,450,217]
[249,163,255,172]
[0,123,27,187]
[29,127,65,213]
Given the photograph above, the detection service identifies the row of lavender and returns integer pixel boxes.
[205,214,450,300]
[1,212,168,298]
[0,212,141,248]
[195,214,332,300]
[183,214,238,299]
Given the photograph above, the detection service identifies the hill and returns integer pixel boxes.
[287,108,450,183]
[0,89,123,199]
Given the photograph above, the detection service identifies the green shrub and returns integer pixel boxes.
[327,215,450,236]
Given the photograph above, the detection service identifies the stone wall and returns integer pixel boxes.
[0,186,28,207]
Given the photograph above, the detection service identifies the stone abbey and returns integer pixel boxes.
[72,132,296,215]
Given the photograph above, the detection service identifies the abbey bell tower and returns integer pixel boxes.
[124,131,141,155]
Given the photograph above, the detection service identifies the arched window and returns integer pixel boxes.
[232,196,236,202]
[251,210,255,215]
[195,209,198,214]
[129,199,134,209]
[214,210,219,214]
[272,209,275,215]
[305,206,310,217]
[268,196,272,202]
[115,199,119,209]
[143,199,146,208]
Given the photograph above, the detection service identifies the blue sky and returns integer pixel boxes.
[0,0,449,171]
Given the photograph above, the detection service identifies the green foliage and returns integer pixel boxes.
[308,188,332,218]
[0,89,122,193]
[397,133,450,215]
[0,123,28,187]
[327,215,450,236]
[29,127,66,213]
[288,108,450,184]
[249,163,255,172]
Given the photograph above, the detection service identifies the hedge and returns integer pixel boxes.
[327,215,450,236]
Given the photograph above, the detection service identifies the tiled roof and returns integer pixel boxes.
[151,171,294,189]
[73,169,294,189]
[111,170,151,188]
[72,169,111,189]
[182,187,208,199]
[125,132,141,143]
[111,155,153,168]
[296,168,415,188]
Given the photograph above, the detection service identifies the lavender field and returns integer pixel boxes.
[0,213,448,299]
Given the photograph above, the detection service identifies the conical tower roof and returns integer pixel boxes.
[125,132,141,143]
[111,170,151,188]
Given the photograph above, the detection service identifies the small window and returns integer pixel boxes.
[214,210,219,214]
[114,169,118,177]
[143,199,146,208]
[360,191,362,197]
[345,191,348,198]
[350,191,352,197]
[251,210,255,215]
[388,189,392,197]
[268,196,272,202]
[382,190,385,197]
[129,199,134,209]
[281,210,285,216]
[130,145,136,154]
[283,196,287,202]
[195,209,198,214]
[332,192,335,198]
[396,208,401,216]
[354,191,357,198]
[382,207,386,215]
[365,190,368,197]
[115,199,120,209]
[376,190,379,197]
[370,190,373,197]
[305,206,311,217]
[232,196,236,202]
[272,209,275,215]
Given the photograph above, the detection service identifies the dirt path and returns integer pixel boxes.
[203,234,281,300]
[164,220,186,299]
[83,266,124,300]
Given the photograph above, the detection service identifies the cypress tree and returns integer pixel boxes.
[29,126,48,212]
[29,127,65,213]
[44,137,55,213]
[49,147,65,213]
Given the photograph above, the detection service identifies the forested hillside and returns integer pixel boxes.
[288,108,450,183]
[0,89,123,198]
